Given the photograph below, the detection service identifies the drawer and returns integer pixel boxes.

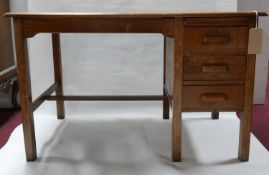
[182,85,244,111]
[183,56,246,80]
[184,27,249,56]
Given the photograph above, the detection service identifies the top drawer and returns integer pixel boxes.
[184,27,249,56]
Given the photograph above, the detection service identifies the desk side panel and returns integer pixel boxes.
[164,36,174,107]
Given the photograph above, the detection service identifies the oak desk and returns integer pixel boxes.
[5,12,267,162]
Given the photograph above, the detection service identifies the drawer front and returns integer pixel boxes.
[182,85,244,111]
[183,56,246,80]
[184,27,249,56]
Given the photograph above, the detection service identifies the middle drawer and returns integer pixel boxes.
[183,56,246,81]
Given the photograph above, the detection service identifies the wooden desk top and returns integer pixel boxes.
[4,11,268,18]
[5,11,267,38]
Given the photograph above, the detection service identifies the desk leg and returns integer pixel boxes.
[211,109,219,120]
[52,33,65,119]
[14,19,37,161]
[172,19,183,162]
[163,36,169,120]
[238,54,256,161]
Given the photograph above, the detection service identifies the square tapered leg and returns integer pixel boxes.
[172,18,184,162]
[52,33,65,119]
[14,19,37,161]
[238,54,256,161]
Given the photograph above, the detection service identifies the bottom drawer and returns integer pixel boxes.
[182,85,244,111]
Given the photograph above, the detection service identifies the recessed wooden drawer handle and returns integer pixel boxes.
[200,93,228,102]
[201,63,228,73]
[202,36,230,44]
